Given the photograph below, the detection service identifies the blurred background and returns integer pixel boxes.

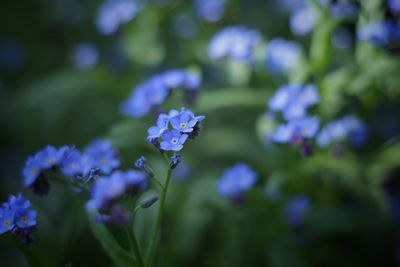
[1,0,400,266]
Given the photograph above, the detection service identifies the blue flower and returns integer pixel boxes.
[160,130,189,152]
[0,208,14,234]
[290,6,317,36]
[170,154,181,169]
[60,148,93,178]
[124,170,147,190]
[147,113,170,140]
[5,194,31,211]
[285,195,311,228]
[85,140,120,175]
[35,145,65,170]
[194,0,227,22]
[22,156,42,187]
[14,209,37,229]
[216,163,258,200]
[96,0,143,35]
[170,109,205,133]
[208,26,261,62]
[317,115,368,148]
[389,0,400,14]
[272,116,320,144]
[71,43,98,70]
[358,21,392,47]
[266,38,301,74]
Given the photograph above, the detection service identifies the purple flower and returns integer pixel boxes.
[266,38,301,74]
[216,163,258,200]
[160,130,188,151]
[85,139,120,175]
[208,26,261,62]
[170,109,205,133]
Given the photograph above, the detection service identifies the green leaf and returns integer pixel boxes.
[88,214,137,267]
[310,18,336,73]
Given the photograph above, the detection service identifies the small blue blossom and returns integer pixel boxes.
[71,43,99,70]
[147,114,170,140]
[170,154,181,169]
[170,109,205,133]
[14,209,37,229]
[208,26,261,62]
[22,156,42,188]
[216,163,258,200]
[285,195,311,228]
[84,140,120,175]
[160,130,189,152]
[290,6,317,36]
[124,170,147,190]
[0,209,14,234]
[35,145,65,170]
[272,116,320,144]
[96,0,143,35]
[194,0,227,22]
[317,115,368,148]
[266,38,301,74]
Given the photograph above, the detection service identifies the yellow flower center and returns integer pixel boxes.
[3,220,10,226]
[180,122,187,129]
[21,216,28,223]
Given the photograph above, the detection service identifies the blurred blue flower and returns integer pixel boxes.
[121,70,201,118]
[389,0,400,14]
[35,145,65,170]
[266,38,301,75]
[86,170,147,213]
[194,0,227,22]
[71,43,99,70]
[160,130,188,151]
[275,0,305,13]
[317,115,368,148]
[97,0,143,35]
[285,195,311,228]
[358,21,400,48]
[0,39,26,71]
[60,148,93,178]
[208,26,261,62]
[134,156,147,169]
[84,140,120,175]
[290,6,317,36]
[217,163,258,200]
[272,116,320,144]
[22,156,42,188]
[14,209,37,229]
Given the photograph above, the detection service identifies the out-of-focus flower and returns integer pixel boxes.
[317,115,368,148]
[84,140,120,175]
[358,21,400,48]
[272,116,320,144]
[285,195,311,228]
[208,26,261,62]
[121,70,201,118]
[266,38,301,75]
[71,43,99,70]
[389,0,400,14]
[290,6,318,36]
[194,0,227,22]
[60,148,93,178]
[216,163,257,201]
[96,0,144,35]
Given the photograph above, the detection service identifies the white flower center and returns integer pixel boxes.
[171,138,178,145]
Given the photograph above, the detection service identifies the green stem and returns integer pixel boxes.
[145,167,172,267]
[127,227,145,267]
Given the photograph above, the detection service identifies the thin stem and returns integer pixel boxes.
[145,167,172,267]
[127,227,145,267]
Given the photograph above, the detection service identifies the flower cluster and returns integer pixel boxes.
[96,0,143,35]
[121,70,201,118]
[216,163,258,203]
[86,170,147,224]
[194,0,227,22]
[268,84,320,157]
[284,195,311,228]
[208,26,261,62]
[22,140,120,195]
[147,108,205,152]
[317,115,368,148]
[0,194,37,244]
[265,38,302,75]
